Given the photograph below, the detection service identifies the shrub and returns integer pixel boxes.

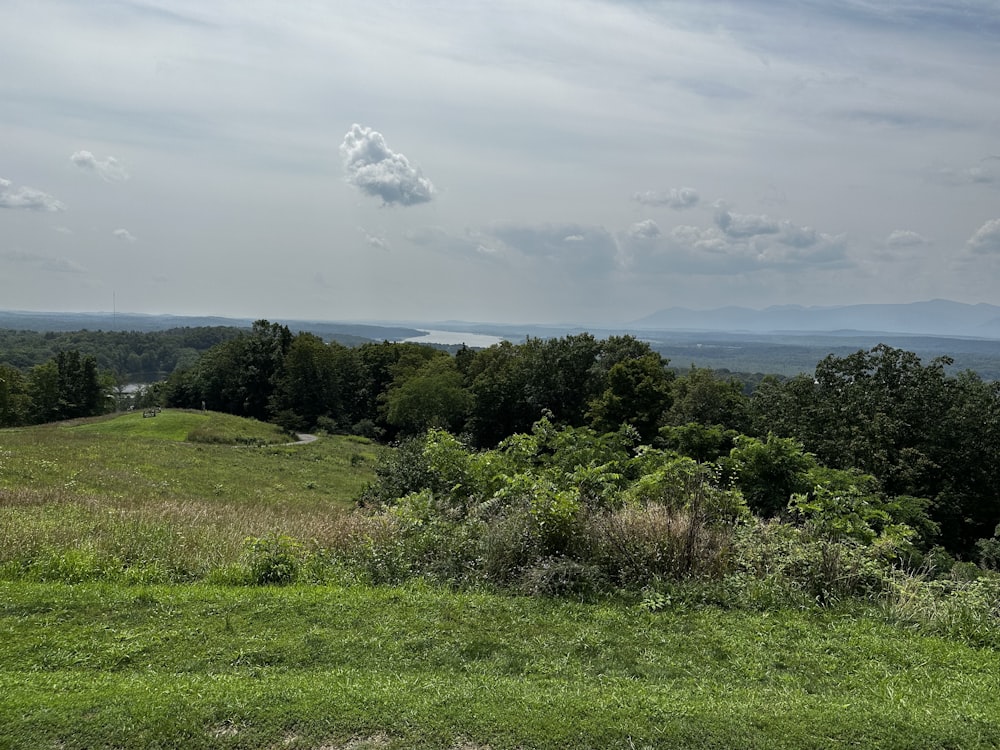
[243,533,304,585]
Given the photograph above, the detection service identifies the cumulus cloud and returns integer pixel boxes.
[0,177,65,211]
[967,219,1000,254]
[627,219,661,241]
[885,229,929,247]
[112,228,137,242]
[633,187,699,209]
[340,124,434,206]
[715,208,780,238]
[70,150,129,182]
[621,209,848,276]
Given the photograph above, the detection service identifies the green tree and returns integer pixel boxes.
[0,364,32,427]
[666,366,749,432]
[384,357,472,435]
[269,334,357,431]
[750,345,1000,554]
[587,353,673,442]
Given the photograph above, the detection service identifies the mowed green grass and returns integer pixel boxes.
[70,409,290,443]
[1,580,999,750]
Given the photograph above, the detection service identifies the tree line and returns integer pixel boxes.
[0,326,246,383]
[2,319,998,559]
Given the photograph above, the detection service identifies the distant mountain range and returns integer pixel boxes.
[0,310,424,344]
[630,300,1000,338]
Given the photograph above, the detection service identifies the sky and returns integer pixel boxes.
[2,0,999,325]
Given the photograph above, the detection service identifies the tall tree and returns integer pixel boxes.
[0,364,32,427]
[587,353,673,442]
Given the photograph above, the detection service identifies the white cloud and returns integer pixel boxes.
[70,150,130,182]
[967,218,1000,254]
[0,177,65,211]
[627,219,661,241]
[620,211,849,276]
[340,124,435,206]
[633,187,699,209]
[885,229,929,247]
[715,208,780,238]
[112,228,137,242]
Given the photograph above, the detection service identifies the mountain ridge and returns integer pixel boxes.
[631,299,1000,338]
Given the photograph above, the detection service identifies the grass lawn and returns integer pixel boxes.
[1,580,999,749]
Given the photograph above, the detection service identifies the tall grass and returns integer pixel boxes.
[0,413,379,583]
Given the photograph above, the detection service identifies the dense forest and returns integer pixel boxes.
[2,320,999,563]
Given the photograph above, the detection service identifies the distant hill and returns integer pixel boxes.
[0,311,424,345]
[631,299,1000,338]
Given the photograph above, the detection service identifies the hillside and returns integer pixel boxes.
[2,413,999,747]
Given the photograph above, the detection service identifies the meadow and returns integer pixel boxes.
[2,412,999,749]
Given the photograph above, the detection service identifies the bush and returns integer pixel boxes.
[243,533,304,585]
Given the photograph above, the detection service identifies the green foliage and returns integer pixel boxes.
[587,352,673,442]
[384,356,471,435]
[790,484,892,545]
[667,365,749,432]
[243,533,305,584]
[751,345,1000,554]
[658,422,738,462]
[722,433,816,517]
[0,364,32,427]
[886,575,1000,647]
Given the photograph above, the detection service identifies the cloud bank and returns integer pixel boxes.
[340,125,435,206]
[112,228,137,242]
[0,178,65,211]
[70,151,130,182]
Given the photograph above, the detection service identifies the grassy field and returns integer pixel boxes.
[2,413,1000,748]
[0,410,379,583]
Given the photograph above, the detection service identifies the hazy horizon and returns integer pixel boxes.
[3,1,1000,324]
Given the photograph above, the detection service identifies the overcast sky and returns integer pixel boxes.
[2,0,999,324]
